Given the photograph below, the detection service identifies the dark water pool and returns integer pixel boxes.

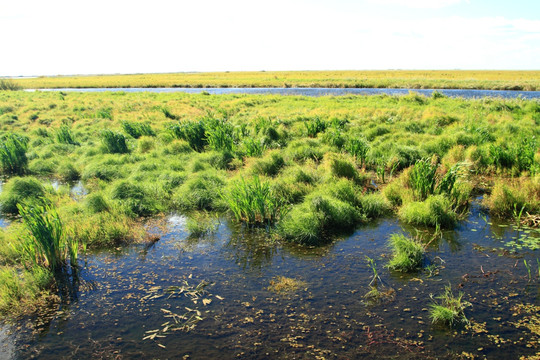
[1,199,539,359]
[27,87,540,99]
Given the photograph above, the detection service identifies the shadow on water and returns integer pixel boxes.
[5,199,540,359]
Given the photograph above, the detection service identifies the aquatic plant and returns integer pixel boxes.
[387,234,425,272]
[524,260,532,282]
[224,175,285,224]
[277,203,324,245]
[267,276,306,294]
[0,177,46,214]
[101,130,129,154]
[429,285,470,328]
[0,133,29,175]
[18,202,78,272]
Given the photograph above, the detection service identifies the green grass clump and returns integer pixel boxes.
[279,192,362,245]
[277,203,324,245]
[359,193,391,219]
[17,202,78,272]
[85,192,110,213]
[304,116,327,137]
[224,175,286,224]
[205,118,235,152]
[169,119,207,152]
[57,162,80,181]
[67,210,140,248]
[101,130,129,154]
[121,121,156,139]
[251,151,285,176]
[387,234,425,272]
[429,285,469,328]
[173,170,226,210]
[483,177,540,217]
[110,180,159,217]
[409,158,437,200]
[0,266,52,315]
[0,177,46,214]
[399,195,457,228]
[0,133,29,175]
[345,137,370,167]
[56,125,79,145]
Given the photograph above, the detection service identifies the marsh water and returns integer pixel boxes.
[1,195,539,359]
[29,87,540,99]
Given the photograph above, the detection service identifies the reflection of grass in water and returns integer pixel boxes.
[186,211,220,237]
[267,276,306,294]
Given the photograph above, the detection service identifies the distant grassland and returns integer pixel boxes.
[14,70,540,90]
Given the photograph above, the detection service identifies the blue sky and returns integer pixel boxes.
[0,0,539,76]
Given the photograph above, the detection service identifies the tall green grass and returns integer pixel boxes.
[17,202,78,272]
[224,175,285,224]
[56,125,79,145]
[0,133,29,175]
[169,120,207,151]
[121,121,156,138]
[101,130,129,154]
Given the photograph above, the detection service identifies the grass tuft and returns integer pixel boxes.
[387,234,425,272]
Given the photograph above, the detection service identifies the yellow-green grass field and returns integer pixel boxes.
[11,70,540,90]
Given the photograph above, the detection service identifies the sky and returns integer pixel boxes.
[0,0,539,76]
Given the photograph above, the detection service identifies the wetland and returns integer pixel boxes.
[0,89,538,359]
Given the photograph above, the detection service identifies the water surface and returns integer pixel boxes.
[28,87,540,99]
[4,200,539,359]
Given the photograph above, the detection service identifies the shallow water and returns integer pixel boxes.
[28,87,540,99]
[3,199,539,359]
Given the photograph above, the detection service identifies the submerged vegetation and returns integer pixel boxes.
[0,89,538,333]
